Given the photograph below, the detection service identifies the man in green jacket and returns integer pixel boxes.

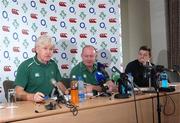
[15,35,67,102]
[70,45,117,94]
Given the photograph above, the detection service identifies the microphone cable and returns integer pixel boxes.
[162,93,175,116]
[62,99,78,116]
[34,97,78,116]
[51,79,78,116]
[54,88,78,116]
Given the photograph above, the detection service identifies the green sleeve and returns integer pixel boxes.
[14,62,28,88]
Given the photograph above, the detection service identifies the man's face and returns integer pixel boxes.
[137,50,150,65]
[81,47,96,68]
[36,43,54,64]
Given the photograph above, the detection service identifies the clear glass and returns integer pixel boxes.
[8,89,16,103]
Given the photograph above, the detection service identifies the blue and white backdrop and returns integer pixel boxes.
[0,0,122,102]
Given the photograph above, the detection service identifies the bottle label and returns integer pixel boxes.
[161,80,168,88]
[79,92,85,102]
[160,71,168,88]
[71,89,79,104]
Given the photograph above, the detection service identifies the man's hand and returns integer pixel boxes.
[33,92,45,102]
[106,80,118,92]
[85,85,102,93]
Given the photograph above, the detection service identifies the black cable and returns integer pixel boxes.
[53,86,78,116]
[132,85,139,123]
[64,101,78,116]
[162,94,175,116]
[34,100,78,116]
[56,95,78,116]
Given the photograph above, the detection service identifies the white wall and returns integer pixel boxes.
[150,0,168,68]
[121,0,168,68]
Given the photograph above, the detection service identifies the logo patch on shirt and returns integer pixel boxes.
[35,73,40,77]
[51,71,54,75]
[83,74,87,78]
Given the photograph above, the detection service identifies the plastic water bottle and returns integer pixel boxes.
[160,71,168,88]
[70,75,79,104]
[127,73,134,96]
[78,76,85,102]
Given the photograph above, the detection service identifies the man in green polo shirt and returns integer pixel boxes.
[15,35,67,102]
[70,45,117,94]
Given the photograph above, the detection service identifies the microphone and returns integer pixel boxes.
[111,66,131,98]
[111,66,130,85]
[115,76,130,99]
[95,71,106,85]
[97,62,109,79]
[112,66,121,75]
[95,71,109,93]
[146,60,152,66]
[51,79,79,116]
[51,79,67,104]
[51,79,64,96]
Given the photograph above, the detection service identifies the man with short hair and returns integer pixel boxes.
[15,35,67,102]
[70,45,117,94]
[125,45,156,87]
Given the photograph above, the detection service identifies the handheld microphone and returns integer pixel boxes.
[95,71,109,92]
[51,79,64,96]
[115,77,130,99]
[97,62,109,79]
[111,66,131,98]
[95,71,106,85]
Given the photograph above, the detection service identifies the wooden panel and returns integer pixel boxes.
[153,93,180,123]
[12,98,154,123]
[1,84,180,123]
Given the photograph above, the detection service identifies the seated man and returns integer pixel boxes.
[15,35,67,102]
[125,46,156,87]
[70,45,117,95]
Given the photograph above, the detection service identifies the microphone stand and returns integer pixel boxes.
[53,86,78,116]
[155,73,161,123]
[145,63,154,92]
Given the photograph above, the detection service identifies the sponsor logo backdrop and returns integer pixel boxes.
[0,0,122,102]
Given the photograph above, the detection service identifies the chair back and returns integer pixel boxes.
[3,80,15,101]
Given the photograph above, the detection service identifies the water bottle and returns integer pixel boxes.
[160,71,168,88]
[70,75,79,104]
[78,76,85,102]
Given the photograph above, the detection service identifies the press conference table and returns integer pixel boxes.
[0,84,180,123]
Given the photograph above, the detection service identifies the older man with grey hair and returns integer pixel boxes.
[15,35,67,102]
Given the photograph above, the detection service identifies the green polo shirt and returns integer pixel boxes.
[70,62,99,85]
[15,56,62,96]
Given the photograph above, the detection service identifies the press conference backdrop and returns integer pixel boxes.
[0,0,122,102]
